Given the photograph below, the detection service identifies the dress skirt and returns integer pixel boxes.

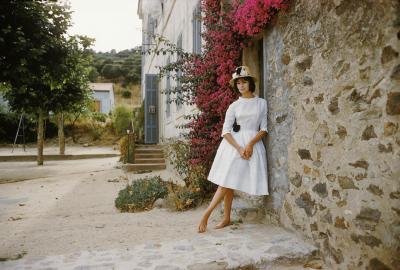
[207,129,269,196]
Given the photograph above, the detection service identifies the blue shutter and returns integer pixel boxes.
[145,74,159,144]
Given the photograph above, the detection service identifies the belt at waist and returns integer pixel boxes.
[235,129,259,132]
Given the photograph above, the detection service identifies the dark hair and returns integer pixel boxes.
[233,76,256,93]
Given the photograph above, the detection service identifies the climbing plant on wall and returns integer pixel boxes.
[233,0,288,37]
[148,0,288,192]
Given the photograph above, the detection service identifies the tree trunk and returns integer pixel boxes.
[37,110,44,165]
[58,112,65,155]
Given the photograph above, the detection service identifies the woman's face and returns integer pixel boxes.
[236,78,250,94]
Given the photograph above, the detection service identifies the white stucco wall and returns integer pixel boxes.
[139,0,201,141]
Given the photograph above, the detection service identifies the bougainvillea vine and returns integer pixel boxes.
[151,0,288,190]
[233,0,289,37]
[185,0,288,169]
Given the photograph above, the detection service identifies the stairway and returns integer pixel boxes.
[122,144,166,172]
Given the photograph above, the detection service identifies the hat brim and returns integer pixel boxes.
[229,76,257,87]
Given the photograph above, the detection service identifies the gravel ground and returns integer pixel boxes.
[0,157,206,260]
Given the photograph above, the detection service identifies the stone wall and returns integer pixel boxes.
[261,0,399,269]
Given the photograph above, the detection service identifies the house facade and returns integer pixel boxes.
[138,1,399,269]
[138,0,201,144]
[89,83,115,114]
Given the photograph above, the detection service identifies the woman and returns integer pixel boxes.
[198,66,269,233]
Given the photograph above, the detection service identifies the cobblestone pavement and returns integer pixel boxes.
[0,154,321,270]
[0,223,318,270]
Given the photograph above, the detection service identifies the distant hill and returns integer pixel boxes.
[89,47,141,87]
[89,47,142,108]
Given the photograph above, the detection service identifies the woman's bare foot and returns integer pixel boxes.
[198,215,209,233]
[214,219,230,229]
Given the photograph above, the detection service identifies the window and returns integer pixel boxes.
[176,33,183,110]
[166,57,171,118]
[146,16,156,50]
[192,3,201,54]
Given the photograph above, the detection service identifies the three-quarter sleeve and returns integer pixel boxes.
[221,104,235,137]
[260,100,268,133]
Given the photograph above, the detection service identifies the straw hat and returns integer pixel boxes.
[229,66,257,87]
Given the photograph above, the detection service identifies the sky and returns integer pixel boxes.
[67,0,142,52]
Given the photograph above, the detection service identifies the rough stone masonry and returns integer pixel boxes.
[257,0,399,269]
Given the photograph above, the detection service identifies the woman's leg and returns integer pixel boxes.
[198,186,229,233]
[215,188,234,229]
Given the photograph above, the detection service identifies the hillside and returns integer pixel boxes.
[89,47,142,108]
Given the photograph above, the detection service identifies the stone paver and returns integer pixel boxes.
[0,224,317,270]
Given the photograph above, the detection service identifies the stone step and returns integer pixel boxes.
[122,163,166,172]
[222,196,266,223]
[135,144,164,149]
[135,153,164,159]
[134,158,165,164]
[0,224,319,269]
[134,148,164,154]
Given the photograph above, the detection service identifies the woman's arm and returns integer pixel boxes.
[248,130,268,146]
[251,99,269,145]
[220,103,248,159]
[224,133,249,160]
[223,133,242,151]
[244,131,267,158]
[245,100,269,158]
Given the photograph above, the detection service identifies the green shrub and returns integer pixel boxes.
[132,102,144,143]
[164,138,190,183]
[187,163,215,195]
[115,176,169,212]
[112,105,132,136]
[90,126,103,141]
[121,89,132,98]
[164,138,214,194]
[166,184,203,211]
[119,134,135,163]
[91,112,107,122]
[162,137,215,210]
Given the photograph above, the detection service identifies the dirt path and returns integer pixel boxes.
[0,158,325,270]
[0,157,207,260]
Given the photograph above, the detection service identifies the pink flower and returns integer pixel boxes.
[168,0,288,172]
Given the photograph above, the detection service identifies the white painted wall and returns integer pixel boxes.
[139,0,201,141]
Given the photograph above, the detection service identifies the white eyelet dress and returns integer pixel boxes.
[207,95,269,195]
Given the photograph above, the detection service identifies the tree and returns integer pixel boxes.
[89,46,142,85]
[52,35,94,154]
[0,1,93,164]
[88,67,100,82]
[101,64,116,79]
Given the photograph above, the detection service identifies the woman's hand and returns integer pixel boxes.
[238,146,250,160]
[244,144,254,159]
